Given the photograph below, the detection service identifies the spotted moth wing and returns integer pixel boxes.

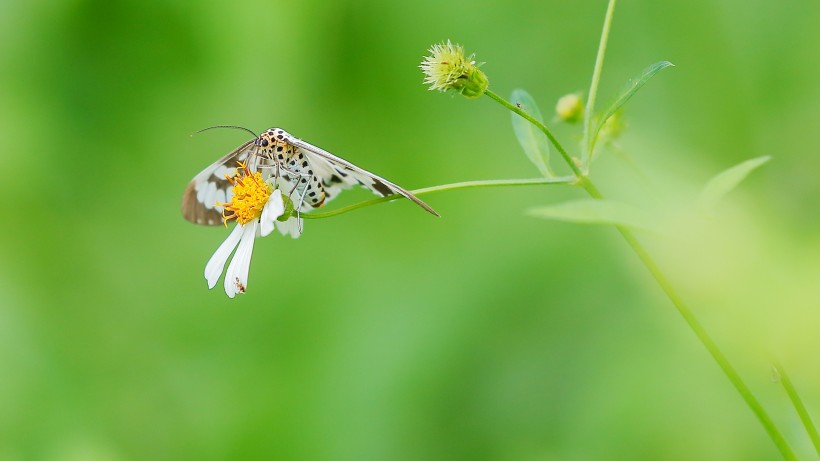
[181,139,258,226]
[289,138,439,216]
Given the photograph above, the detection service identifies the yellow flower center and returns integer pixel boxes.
[218,162,272,226]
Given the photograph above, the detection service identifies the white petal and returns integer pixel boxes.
[204,224,244,289]
[259,217,273,238]
[260,189,285,237]
[223,222,257,298]
[274,218,293,236]
[275,216,303,239]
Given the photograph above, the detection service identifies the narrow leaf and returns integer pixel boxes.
[591,61,674,150]
[699,156,771,209]
[528,199,654,231]
[510,89,552,177]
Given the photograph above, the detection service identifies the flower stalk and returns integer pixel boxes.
[583,0,617,171]
[303,177,576,219]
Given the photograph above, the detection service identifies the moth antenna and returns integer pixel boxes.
[192,125,258,138]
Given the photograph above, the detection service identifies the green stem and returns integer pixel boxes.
[583,0,617,171]
[617,230,797,461]
[485,89,599,195]
[485,91,797,461]
[775,362,820,458]
[302,177,575,219]
[486,89,581,177]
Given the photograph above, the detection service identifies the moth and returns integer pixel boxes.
[182,127,438,226]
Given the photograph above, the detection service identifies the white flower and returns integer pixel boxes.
[204,183,285,298]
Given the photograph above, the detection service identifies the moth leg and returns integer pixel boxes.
[293,171,316,228]
[286,168,313,233]
[257,164,275,187]
[289,169,317,230]
[258,162,283,184]
[279,166,311,197]
[295,171,317,214]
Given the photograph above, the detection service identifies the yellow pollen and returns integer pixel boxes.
[217,162,272,226]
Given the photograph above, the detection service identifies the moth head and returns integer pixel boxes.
[258,127,292,148]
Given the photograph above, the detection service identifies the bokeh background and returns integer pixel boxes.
[2,0,820,459]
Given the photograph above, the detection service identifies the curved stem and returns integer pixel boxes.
[485,91,797,460]
[485,89,584,179]
[302,177,575,219]
[775,362,820,458]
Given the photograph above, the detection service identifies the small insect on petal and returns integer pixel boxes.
[222,222,257,298]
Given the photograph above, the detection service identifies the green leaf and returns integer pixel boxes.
[528,199,654,231]
[591,61,674,150]
[510,89,552,177]
[699,156,771,209]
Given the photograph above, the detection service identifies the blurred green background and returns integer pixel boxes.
[2,0,820,459]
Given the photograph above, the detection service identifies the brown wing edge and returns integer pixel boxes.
[372,177,439,217]
[391,188,439,217]
[181,181,224,226]
[181,138,257,226]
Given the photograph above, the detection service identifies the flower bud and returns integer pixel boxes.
[420,41,489,99]
[555,93,584,123]
[599,112,625,141]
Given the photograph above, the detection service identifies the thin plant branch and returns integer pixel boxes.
[774,362,820,459]
[302,177,576,219]
[583,0,617,171]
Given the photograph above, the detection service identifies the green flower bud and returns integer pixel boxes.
[599,112,625,141]
[555,93,584,123]
[420,41,489,99]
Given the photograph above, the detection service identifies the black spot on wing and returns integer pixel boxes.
[370,178,394,197]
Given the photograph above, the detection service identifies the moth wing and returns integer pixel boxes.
[181,139,257,226]
[290,138,438,216]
